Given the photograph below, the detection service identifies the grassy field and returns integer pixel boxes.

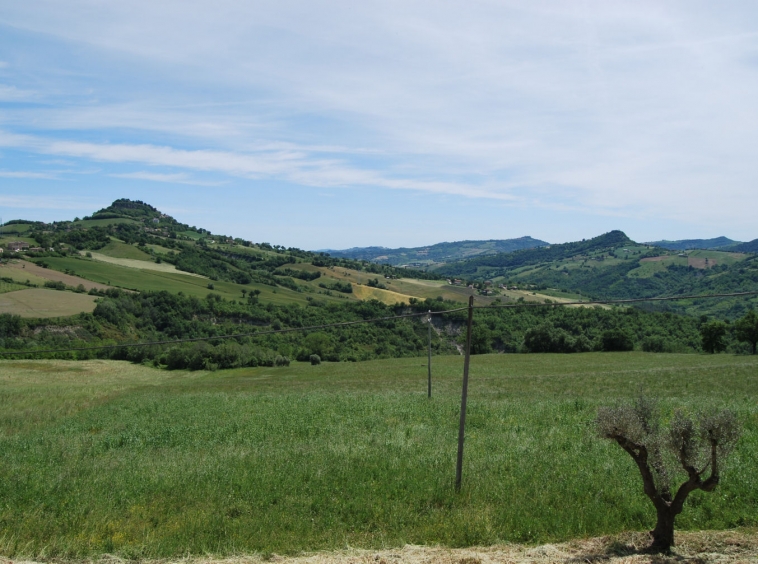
[0,223,33,234]
[0,288,97,317]
[0,352,755,559]
[27,256,326,305]
[88,252,203,276]
[2,260,111,292]
[97,240,153,260]
[0,279,28,294]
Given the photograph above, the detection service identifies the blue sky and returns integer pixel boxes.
[1,1,757,249]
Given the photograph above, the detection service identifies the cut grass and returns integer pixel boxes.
[97,240,153,260]
[3,260,110,291]
[88,252,204,276]
[0,352,755,559]
[28,256,329,305]
[0,288,97,317]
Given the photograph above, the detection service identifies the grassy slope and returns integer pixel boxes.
[0,288,97,317]
[97,240,153,260]
[0,353,755,558]
[28,256,321,305]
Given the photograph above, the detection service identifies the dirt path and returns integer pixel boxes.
[4,530,756,564]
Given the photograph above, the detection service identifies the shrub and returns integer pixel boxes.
[701,320,727,353]
[309,354,321,365]
[600,329,634,352]
[44,280,66,291]
[274,355,290,367]
[642,336,673,353]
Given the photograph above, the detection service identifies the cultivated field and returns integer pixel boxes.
[27,256,318,305]
[97,240,154,260]
[2,260,112,291]
[0,288,98,317]
[0,353,755,559]
[88,251,205,276]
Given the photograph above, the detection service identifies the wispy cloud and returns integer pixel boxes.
[1,1,758,240]
[0,84,36,101]
[0,170,56,179]
[0,195,95,210]
[110,171,224,186]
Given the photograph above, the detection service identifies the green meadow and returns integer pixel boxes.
[0,352,755,559]
[28,256,322,305]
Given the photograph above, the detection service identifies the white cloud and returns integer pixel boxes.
[0,84,35,101]
[111,171,223,186]
[0,195,93,209]
[0,170,56,179]
[1,1,758,236]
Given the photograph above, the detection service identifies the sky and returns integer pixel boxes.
[1,1,757,249]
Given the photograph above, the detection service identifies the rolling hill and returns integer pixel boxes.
[645,236,742,251]
[323,236,548,267]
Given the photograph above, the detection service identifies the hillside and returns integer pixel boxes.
[324,236,548,267]
[645,236,741,251]
[733,238,758,253]
[3,199,758,367]
[436,231,758,319]
[436,230,634,277]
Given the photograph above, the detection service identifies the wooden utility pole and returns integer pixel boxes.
[455,295,474,492]
[427,310,432,398]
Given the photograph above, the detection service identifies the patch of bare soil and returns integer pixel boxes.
[5,530,756,564]
[640,256,670,263]
[687,257,716,269]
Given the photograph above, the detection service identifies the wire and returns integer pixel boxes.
[0,290,756,357]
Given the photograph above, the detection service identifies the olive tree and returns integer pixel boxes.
[597,396,740,552]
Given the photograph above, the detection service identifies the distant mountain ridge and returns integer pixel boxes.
[733,239,758,253]
[436,230,633,277]
[646,236,742,251]
[324,236,549,267]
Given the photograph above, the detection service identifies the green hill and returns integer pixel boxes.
[325,236,549,267]
[645,236,741,251]
[436,231,758,319]
[436,230,634,277]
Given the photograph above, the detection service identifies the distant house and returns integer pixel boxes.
[152,218,160,224]
[7,241,30,252]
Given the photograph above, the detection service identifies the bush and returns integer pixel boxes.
[642,336,673,353]
[600,329,634,352]
[309,354,321,365]
[701,320,727,354]
[523,323,587,353]
[274,355,290,367]
[43,280,66,291]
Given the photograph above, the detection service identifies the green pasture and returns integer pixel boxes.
[0,279,27,294]
[0,353,755,558]
[27,256,331,305]
[0,235,37,247]
[0,223,33,234]
[98,240,153,260]
[178,230,203,240]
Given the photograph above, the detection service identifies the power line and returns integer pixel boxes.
[0,290,756,357]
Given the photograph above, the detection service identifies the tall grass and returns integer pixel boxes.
[0,353,756,558]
